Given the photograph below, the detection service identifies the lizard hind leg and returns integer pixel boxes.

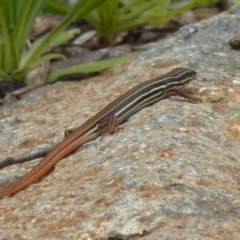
[98,115,122,141]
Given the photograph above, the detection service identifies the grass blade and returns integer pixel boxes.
[0,0,18,73]
[46,53,134,83]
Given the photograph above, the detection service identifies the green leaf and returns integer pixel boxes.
[0,0,19,73]
[46,53,134,83]
[22,0,106,68]
[23,28,80,64]
[13,53,65,80]
[49,28,80,48]
[0,0,47,78]
[43,0,71,15]
[19,27,78,70]
[149,0,171,16]
[119,0,160,22]
[14,0,47,58]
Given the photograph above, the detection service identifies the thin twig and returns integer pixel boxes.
[0,147,52,169]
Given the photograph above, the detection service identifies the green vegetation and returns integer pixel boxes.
[84,0,219,43]
[0,0,230,83]
[0,0,107,82]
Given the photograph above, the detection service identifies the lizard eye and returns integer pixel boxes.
[187,70,195,77]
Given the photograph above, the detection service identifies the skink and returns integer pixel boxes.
[0,67,198,199]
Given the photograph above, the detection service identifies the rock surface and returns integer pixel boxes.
[1,5,240,240]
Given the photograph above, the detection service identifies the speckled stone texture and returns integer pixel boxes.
[1,4,240,240]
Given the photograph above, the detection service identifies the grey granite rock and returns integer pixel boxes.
[1,4,240,240]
